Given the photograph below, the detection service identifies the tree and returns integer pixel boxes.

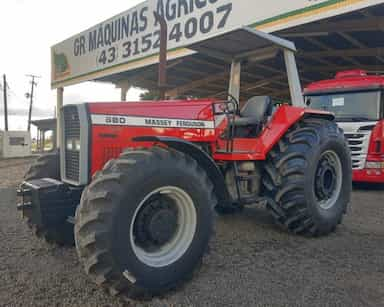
[140,90,160,100]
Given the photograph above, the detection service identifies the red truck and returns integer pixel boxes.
[305,70,384,183]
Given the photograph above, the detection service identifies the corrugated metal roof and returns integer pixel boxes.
[97,4,384,102]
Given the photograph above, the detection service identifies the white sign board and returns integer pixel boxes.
[51,0,382,88]
[332,97,345,107]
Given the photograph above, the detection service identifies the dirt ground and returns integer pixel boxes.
[0,157,383,307]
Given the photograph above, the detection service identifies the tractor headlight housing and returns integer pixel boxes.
[66,138,80,151]
[66,139,73,151]
[75,139,81,151]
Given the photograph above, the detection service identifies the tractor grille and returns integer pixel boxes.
[63,106,80,181]
[344,132,371,170]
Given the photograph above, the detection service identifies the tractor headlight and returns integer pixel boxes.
[75,139,81,151]
[66,139,73,150]
[66,138,80,151]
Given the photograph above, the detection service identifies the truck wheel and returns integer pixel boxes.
[23,151,74,246]
[262,118,352,236]
[75,147,216,299]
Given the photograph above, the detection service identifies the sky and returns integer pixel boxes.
[0,0,144,136]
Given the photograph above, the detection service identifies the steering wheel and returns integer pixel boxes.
[226,94,240,115]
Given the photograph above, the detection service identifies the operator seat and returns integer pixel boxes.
[232,96,273,137]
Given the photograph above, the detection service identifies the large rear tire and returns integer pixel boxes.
[262,118,352,236]
[23,151,74,246]
[75,147,216,299]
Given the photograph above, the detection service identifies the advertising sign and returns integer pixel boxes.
[51,0,381,88]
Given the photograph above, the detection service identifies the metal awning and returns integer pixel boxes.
[31,118,56,131]
[96,3,384,102]
[187,27,296,62]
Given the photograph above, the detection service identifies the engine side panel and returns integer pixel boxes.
[87,99,217,176]
[87,99,216,120]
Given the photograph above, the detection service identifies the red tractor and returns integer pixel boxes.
[18,27,351,300]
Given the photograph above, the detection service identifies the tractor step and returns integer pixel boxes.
[236,174,260,181]
[17,188,31,197]
[240,196,268,206]
[215,150,253,154]
[17,202,33,210]
[66,216,75,224]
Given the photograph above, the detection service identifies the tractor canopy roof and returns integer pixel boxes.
[186,26,297,63]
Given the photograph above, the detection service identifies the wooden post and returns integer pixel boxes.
[121,86,129,101]
[3,75,8,131]
[42,131,45,152]
[37,129,41,152]
[115,81,130,101]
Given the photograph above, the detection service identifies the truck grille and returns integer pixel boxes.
[344,132,371,170]
[63,106,80,181]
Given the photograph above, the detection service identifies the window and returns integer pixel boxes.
[9,137,25,146]
[306,91,381,122]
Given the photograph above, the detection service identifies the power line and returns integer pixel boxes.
[6,84,26,105]
[3,74,8,131]
[26,74,41,131]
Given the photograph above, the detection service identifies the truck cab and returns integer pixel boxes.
[304,70,384,183]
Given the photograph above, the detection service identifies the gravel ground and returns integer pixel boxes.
[0,157,35,188]
[0,157,383,306]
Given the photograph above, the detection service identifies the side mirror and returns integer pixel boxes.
[305,97,311,106]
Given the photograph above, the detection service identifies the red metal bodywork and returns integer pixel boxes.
[86,99,332,176]
[304,70,384,93]
[88,99,216,174]
[305,70,384,183]
[353,169,384,183]
[357,119,384,183]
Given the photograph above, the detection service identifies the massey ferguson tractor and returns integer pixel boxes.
[18,27,352,300]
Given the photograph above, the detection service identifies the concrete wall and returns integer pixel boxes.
[0,131,31,158]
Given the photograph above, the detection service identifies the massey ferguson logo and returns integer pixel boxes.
[92,114,215,129]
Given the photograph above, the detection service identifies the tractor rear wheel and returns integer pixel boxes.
[23,151,74,245]
[262,118,351,236]
[75,147,216,299]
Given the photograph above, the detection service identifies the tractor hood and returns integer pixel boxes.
[80,99,218,175]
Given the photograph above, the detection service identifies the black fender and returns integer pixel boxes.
[133,136,231,206]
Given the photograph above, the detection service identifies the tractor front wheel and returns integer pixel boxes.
[262,118,352,236]
[75,147,216,299]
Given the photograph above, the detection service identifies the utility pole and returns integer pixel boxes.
[25,74,41,131]
[3,74,8,131]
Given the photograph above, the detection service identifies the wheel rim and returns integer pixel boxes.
[314,150,343,210]
[130,186,197,268]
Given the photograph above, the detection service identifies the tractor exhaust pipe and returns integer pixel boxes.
[154,12,168,100]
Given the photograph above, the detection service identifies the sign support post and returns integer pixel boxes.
[56,87,64,148]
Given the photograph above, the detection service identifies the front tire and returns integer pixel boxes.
[262,118,352,236]
[75,147,216,299]
[24,151,60,180]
